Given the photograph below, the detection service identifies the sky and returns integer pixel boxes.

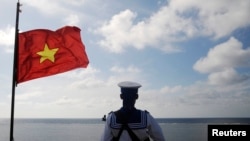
[0,0,250,118]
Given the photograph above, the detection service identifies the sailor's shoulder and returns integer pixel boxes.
[136,109,149,114]
[108,110,120,117]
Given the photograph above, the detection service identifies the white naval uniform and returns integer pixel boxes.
[101,109,165,141]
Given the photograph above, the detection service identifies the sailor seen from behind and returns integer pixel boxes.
[101,81,165,141]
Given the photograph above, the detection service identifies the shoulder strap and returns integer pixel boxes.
[124,124,140,141]
[112,110,141,141]
[112,124,140,141]
[112,125,125,141]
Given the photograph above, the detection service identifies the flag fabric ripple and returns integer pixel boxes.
[18,26,89,83]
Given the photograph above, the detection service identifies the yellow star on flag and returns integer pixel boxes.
[37,44,59,63]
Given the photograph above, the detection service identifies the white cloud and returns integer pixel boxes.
[136,81,250,117]
[170,0,250,38]
[21,0,86,16]
[4,63,250,118]
[63,14,80,26]
[62,65,100,79]
[69,77,105,89]
[21,0,86,27]
[22,0,68,15]
[0,25,15,51]
[63,0,86,6]
[160,85,183,94]
[69,65,142,90]
[97,9,137,53]
[53,96,80,105]
[110,65,141,73]
[15,91,43,101]
[208,68,250,86]
[96,7,193,53]
[193,37,250,73]
[193,37,250,86]
[96,0,250,53]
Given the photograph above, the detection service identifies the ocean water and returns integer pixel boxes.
[0,118,249,141]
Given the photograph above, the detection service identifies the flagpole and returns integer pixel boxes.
[10,1,21,141]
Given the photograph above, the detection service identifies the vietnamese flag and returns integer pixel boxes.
[18,26,89,83]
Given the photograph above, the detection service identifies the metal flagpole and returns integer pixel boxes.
[10,1,21,141]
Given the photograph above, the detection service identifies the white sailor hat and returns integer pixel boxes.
[118,81,142,94]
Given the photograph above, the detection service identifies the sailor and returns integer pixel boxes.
[101,81,165,141]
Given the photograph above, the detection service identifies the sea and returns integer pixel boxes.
[0,118,249,141]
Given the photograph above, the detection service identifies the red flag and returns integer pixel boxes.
[18,26,89,83]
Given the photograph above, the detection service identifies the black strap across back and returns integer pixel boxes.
[112,110,150,141]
